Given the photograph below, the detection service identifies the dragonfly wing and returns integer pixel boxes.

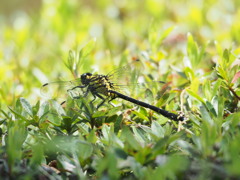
[40,79,83,101]
[106,59,144,86]
[100,60,168,99]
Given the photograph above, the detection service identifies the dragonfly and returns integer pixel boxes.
[41,60,184,121]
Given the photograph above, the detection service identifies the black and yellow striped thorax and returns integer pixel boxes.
[80,73,117,98]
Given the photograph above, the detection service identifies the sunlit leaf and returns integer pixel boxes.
[19,97,33,117]
[199,106,213,126]
[186,89,205,104]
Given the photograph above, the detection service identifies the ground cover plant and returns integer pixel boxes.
[0,0,240,179]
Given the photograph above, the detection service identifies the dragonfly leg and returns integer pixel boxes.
[66,84,87,97]
[108,96,117,103]
[72,96,80,99]
[90,92,103,104]
[105,97,117,107]
[67,89,79,99]
[71,85,86,90]
[90,94,97,103]
[93,93,107,109]
[83,88,90,97]
[96,100,106,109]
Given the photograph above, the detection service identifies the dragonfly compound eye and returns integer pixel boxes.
[81,73,92,85]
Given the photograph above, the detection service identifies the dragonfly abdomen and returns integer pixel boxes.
[109,90,184,121]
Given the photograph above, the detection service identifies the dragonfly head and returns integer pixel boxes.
[81,73,93,85]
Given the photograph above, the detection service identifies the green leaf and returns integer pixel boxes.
[79,38,96,59]
[38,101,50,118]
[32,101,40,116]
[149,23,175,51]
[65,50,75,71]
[128,156,146,179]
[214,41,223,57]
[114,115,123,133]
[132,126,148,144]
[159,26,175,42]
[7,125,26,167]
[151,155,189,179]
[144,88,154,102]
[211,96,219,116]
[105,106,122,116]
[205,101,217,117]
[76,141,93,160]
[156,93,175,107]
[19,97,33,116]
[186,89,205,104]
[203,80,211,101]
[96,150,119,179]
[216,66,228,80]
[212,79,222,96]
[121,126,142,150]
[151,121,165,138]
[61,116,73,132]
[187,33,199,68]
[46,113,62,126]
[216,96,225,118]
[92,110,107,118]
[101,124,111,143]
[184,67,195,81]
[152,137,169,154]
[8,107,28,122]
[132,110,149,121]
[199,106,213,125]
[51,100,66,116]
[44,100,66,126]
[30,144,44,166]
[77,123,91,135]
[87,129,98,143]
[222,48,230,67]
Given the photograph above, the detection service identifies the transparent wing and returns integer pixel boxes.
[40,79,85,101]
[106,59,144,87]
[102,59,169,97]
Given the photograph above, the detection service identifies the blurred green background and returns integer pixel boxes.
[0,0,239,105]
[1,0,240,179]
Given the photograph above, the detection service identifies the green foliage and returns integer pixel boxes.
[1,0,240,179]
[65,39,96,78]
